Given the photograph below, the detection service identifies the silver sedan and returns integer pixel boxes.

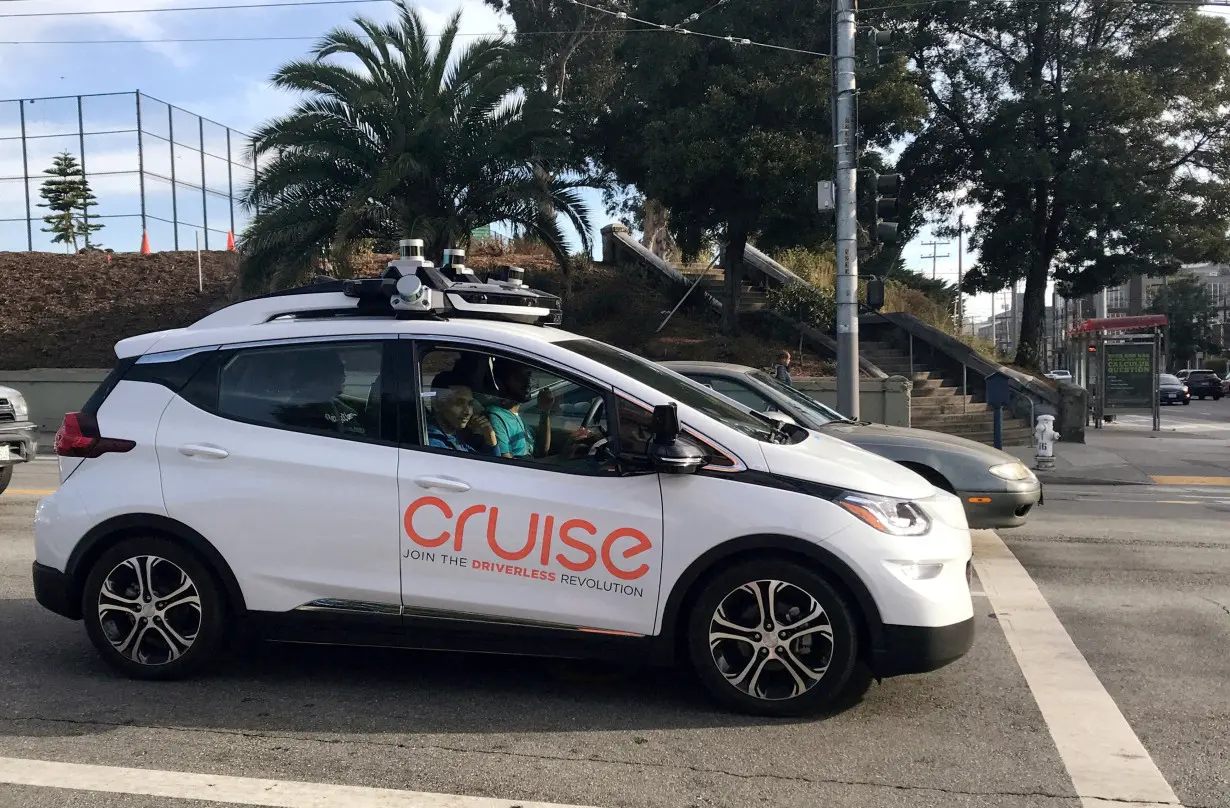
[662,361,1042,529]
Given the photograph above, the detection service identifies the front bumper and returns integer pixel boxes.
[871,616,975,677]
[957,483,1042,529]
[0,421,38,465]
[32,562,79,620]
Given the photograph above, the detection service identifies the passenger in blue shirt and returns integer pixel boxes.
[427,384,498,455]
[486,359,555,459]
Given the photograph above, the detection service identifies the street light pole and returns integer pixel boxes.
[834,0,860,419]
[956,212,964,332]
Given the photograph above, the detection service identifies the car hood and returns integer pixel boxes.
[817,421,1020,463]
[759,430,935,500]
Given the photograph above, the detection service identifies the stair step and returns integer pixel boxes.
[911,401,987,415]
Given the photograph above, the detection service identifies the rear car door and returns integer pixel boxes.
[156,336,402,631]
[396,339,665,636]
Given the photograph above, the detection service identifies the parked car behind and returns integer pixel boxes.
[1045,369,1072,382]
[1159,374,1191,405]
[0,385,38,495]
[662,361,1042,530]
[1176,369,1222,400]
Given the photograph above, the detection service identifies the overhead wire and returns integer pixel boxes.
[565,0,831,57]
[0,0,389,18]
[0,29,683,44]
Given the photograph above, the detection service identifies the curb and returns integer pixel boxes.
[1033,474,1153,486]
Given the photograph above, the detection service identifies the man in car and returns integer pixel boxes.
[428,383,499,455]
[274,349,366,437]
[486,359,556,459]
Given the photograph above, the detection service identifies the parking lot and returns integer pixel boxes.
[1,457,1228,808]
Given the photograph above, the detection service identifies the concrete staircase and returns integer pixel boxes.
[678,265,769,313]
[860,339,1034,446]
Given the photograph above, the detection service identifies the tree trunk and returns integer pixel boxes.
[723,230,747,336]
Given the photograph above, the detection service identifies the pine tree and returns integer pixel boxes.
[38,152,103,252]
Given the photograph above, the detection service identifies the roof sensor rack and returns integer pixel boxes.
[203,238,563,330]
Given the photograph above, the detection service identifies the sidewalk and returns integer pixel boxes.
[1005,426,1230,486]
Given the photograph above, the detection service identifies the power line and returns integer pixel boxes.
[566,0,832,57]
[0,29,680,44]
[0,0,388,19]
[862,0,1230,11]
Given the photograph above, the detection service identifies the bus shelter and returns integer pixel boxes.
[1068,315,1168,431]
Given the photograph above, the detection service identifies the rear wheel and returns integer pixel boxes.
[82,537,229,680]
[0,465,12,495]
[686,558,860,717]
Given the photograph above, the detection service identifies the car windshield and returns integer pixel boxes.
[1160,374,1182,385]
[746,369,851,424]
[557,339,779,441]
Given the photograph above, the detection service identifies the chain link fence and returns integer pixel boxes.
[0,91,256,253]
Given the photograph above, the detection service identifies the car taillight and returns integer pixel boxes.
[54,412,136,458]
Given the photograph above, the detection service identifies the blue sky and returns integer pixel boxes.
[0,0,991,318]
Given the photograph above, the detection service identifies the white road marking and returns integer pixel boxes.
[0,757,599,808]
[973,530,1183,808]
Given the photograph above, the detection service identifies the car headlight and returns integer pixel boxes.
[989,462,1034,481]
[837,492,932,536]
[10,394,28,421]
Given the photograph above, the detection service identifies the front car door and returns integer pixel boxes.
[156,336,402,633]
[395,339,664,636]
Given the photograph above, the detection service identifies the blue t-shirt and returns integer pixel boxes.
[486,406,535,457]
[426,423,497,455]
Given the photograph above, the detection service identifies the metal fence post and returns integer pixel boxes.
[136,92,147,237]
[169,105,179,249]
[962,363,967,413]
[19,100,32,251]
[199,116,209,249]
[77,95,90,248]
[908,333,914,378]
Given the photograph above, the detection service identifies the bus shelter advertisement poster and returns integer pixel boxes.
[1104,343,1155,410]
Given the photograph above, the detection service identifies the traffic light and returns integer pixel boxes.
[866,278,886,312]
[872,172,901,244]
[866,29,893,66]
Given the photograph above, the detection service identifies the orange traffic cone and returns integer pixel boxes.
[226,230,236,251]
[140,230,151,255]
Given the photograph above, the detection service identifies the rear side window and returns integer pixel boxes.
[82,357,138,415]
[181,340,388,442]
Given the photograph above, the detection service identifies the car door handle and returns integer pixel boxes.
[178,444,230,459]
[413,475,471,493]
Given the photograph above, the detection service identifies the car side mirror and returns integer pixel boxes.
[646,403,705,474]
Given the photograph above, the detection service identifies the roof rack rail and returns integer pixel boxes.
[188,239,563,331]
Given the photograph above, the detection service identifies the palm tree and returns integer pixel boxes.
[240,0,593,293]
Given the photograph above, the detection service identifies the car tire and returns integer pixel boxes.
[82,536,229,680]
[0,465,11,495]
[685,558,860,717]
[1183,400,1191,406]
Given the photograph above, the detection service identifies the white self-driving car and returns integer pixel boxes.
[32,241,973,716]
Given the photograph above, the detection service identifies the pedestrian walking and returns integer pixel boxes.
[773,350,793,387]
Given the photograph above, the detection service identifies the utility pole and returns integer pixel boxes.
[956,212,964,332]
[834,0,859,419]
[921,240,950,280]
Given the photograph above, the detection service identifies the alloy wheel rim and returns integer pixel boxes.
[708,579,834,701]
[97,555,202,665]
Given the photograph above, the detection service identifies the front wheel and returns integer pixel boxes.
[685,559,860,717]
[0,465,12,495]
[1184,399,1191,406]
[82,537,229,680]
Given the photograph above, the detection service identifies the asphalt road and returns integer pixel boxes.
[1,457,1228,808]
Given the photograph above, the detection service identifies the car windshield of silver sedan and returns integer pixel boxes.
[747,369,853,425]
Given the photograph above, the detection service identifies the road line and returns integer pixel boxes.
[0,489,56,496]
[1149,476,1230,486]
[972,530,1182,808]
[0,756,599,808]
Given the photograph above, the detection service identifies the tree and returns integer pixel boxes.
[581,0,924,334]
[38,152,103,252]
[1148,276,1219,366]
[240,1,595,293]
[898,2,1230,369]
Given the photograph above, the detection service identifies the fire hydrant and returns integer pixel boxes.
[1035,414,1060,471]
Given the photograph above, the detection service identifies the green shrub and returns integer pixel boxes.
[766,281,835,331]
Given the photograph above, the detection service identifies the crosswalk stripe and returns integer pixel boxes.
[1149,476,1230,486]
[973,530,1182,808]
[0,757,599,808]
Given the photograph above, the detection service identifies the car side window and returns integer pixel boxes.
[690,374,776,413]
[185,340,386,441]
[415,346,616,472]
